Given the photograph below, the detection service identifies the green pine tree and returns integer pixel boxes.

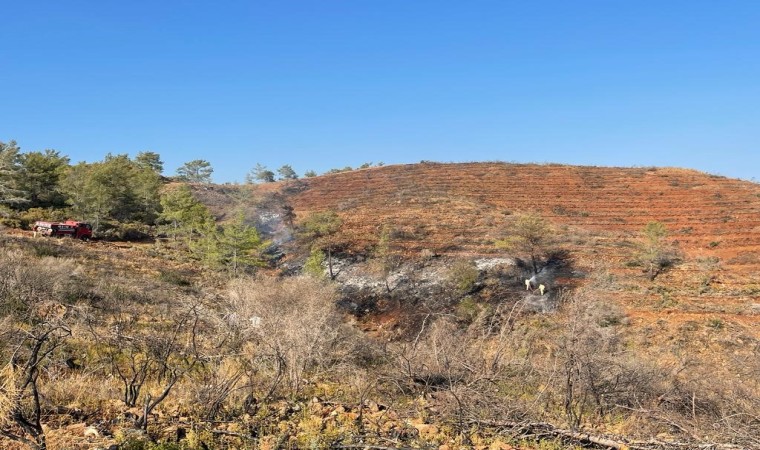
[189,214,222,268]
[218,212,268,275]
[158,184,213,242]
[300,210,342,279]
[0,140,27,209]
[303,247,327,278]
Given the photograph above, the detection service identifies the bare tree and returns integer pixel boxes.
[92,303,202,430]
[1,322,71,450]
[0,251,75,450]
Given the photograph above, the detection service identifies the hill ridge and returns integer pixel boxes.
[274,162,759,257]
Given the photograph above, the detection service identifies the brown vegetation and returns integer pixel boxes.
[1,162,759,449]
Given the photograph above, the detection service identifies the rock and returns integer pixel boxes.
[474,258,514,271]
[83,425,99,439]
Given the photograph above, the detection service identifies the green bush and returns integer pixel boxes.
[456,296,481,323]
[18,207,71,229]
[98,221,153,240]
[304,248,327,278]
[449,259,478,294]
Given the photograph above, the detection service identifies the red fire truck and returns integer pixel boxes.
[33,220,93,240]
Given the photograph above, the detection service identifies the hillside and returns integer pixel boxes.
[198,162,760,333]
[191,162,760,448]
[2,161,759,450]
[287,162,759,258]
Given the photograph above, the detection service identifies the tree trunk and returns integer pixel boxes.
[327,247,335,279]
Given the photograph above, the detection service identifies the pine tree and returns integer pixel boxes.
[16,149,70,209]
[158,184,213,242]
[0,140,27,209]
[300,210,342,279]
[277,164,298,180]
[303,248,327,278]
[217,213,268,275]
[176,159,213,183]
[246,163,275,183]
[496,213,553,275]
[135,151,164,174]
[638,221,679,280]
[190,214,222,268]
[373,224,401,292]
[62,154,162,229]
[62,162,96,222]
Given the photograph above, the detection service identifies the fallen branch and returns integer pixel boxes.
[469,420,744,450]
[209,429,254,440]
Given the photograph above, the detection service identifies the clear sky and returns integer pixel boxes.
[2,1,759,182]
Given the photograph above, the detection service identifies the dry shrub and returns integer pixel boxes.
[384,315,526,429]
[0,364,20,429]
[0,249,80,449]
[42,371,120,414]
[0,250,76,320]
[551,291,663,428]
[540,289,760,446]
[653,357,760,446]
[181,358,245,420]
[392,288,666,434]
[226,276,355,398]
[93,303,202,414]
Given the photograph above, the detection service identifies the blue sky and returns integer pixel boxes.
[2,1,758,182]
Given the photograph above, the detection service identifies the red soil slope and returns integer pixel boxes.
[288,163,759,259]
[274,162,760,335]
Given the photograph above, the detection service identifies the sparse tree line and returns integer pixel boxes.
[0,140,165,233]
[0,139,380,229]
[245,161,385,183]
[0,140,388,277]
[0,141,271,274]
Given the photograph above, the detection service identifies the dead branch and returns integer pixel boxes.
[209,429,254,440]
[469,420,744,450]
